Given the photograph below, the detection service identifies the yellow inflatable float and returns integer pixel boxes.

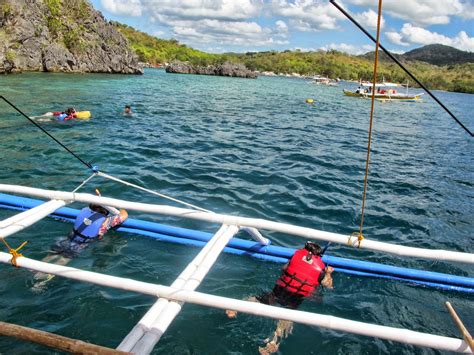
[75,111,91,119]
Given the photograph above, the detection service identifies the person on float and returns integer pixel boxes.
[226,241,334,354]
[42,107,78,121]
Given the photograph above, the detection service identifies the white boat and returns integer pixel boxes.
[343,81,423,101]
[312,76,338,86]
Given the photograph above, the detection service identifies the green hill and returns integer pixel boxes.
[115,24,474,93]
[403,44,474,66]
[114,23,221,66]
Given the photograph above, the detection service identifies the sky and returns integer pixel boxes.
[90,0,474,55]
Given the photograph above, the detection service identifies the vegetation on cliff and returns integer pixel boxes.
[116,23,474,93]
[0,0,141,74]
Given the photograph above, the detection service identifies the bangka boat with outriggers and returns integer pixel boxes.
[343,82,424,101]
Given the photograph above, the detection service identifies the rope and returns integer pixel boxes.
[0,238,28,267]
[97,171,212,213]
[0,96,95,169]
[350,0,383,248]
[72,172,97,193]
[329,0,473,138]
[0,173,98,267]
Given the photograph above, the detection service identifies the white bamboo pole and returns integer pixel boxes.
[0,199,67,239]
[128,224,239,354]
[0,253,471,353]
[0,200,63,229]
[1,185,472,264]
[117,225,228,351]
[241,226,269,245]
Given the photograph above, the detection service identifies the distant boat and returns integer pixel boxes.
[312,76,338,86]
[343,82,423,101]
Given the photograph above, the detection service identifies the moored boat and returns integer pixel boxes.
[343,82,423,101]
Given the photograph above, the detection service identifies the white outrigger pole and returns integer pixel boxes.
[1,184,472,264]
[0,252,471,354]
[0,184,473,354]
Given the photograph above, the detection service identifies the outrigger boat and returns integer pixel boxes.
[1,0,473,353]
[0,180,473,354]
[343,82,424,101]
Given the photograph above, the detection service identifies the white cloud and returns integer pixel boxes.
[101,0,142,16]
[320,43,373,55]
[270,0,346,31]
[385,31,409,46]
[346,0,467,26]
[159,17,288,47]
[153,0,261,21]
[386,23,474,51]
[276,20,288,32]
[353,9,385,30]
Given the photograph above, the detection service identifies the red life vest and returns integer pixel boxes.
[276,248,326,297]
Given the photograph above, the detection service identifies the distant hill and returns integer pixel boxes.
[361,44,474,66]
[403,44,474,66]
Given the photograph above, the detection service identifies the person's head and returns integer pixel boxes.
[304,241,322,260]
[124,105,132,114]
[89,204,109,216]
[66,107,76,115]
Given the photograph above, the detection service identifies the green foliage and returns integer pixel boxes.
[114,23,221,66]
[1,2,13,17]
[5,50,15,62]
[63,25,86,52]
[44,0,63,37]
[63,0,91,20]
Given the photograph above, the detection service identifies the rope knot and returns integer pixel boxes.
[348,232,364,248]
[7,240,28,267]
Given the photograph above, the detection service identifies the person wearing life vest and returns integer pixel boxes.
[226,242,333,355]
[49,203,127,260]
[33,202,128,290]
[41,107,78,121]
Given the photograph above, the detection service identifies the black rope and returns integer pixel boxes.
[0,95,93,169]
[330,0,473,138]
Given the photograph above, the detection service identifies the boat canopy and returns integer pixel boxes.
[360,82,399,87]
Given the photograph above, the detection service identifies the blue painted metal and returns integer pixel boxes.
[0,193,472,293]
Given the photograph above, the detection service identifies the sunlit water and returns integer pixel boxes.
[0,69,472,354]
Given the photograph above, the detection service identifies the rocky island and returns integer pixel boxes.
[0,0,142,74]
[166,61,257,79]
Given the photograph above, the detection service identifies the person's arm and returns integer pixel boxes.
[98,209,128,237]
[320,266,334,289]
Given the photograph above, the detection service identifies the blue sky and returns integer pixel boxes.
[90,0,474,54]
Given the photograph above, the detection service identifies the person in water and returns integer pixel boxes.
[226,242,334,355]
[42,107,78,121]
[34,201,128,287]
[124,105,132,115]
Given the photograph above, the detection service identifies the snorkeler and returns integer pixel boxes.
[33,198,128,288]
[226,242,334,354]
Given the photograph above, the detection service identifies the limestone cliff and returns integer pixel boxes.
[166,61,257,78]
[0,0,142,74]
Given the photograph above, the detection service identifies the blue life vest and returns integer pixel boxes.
[71,207,106,242]
[57,113,68,121]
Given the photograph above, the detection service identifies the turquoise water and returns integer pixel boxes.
[0,69,472,354]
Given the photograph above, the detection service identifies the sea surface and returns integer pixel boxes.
[0,69,472,354]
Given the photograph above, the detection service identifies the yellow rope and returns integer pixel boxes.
[351,0,384,248]
[1,238,28,267]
